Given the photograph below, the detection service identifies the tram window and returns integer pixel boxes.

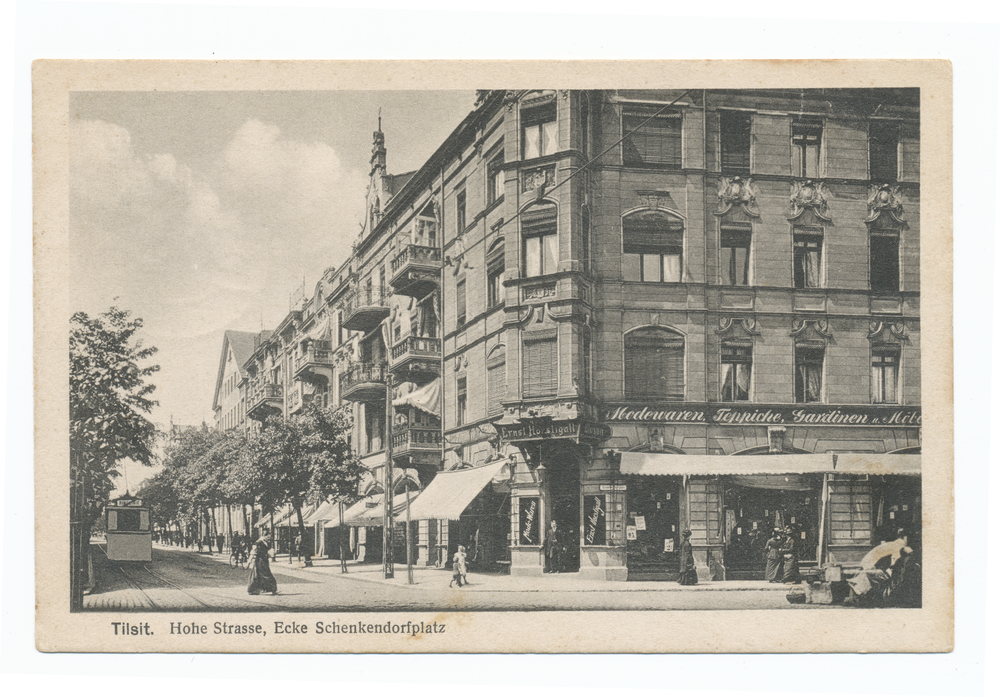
[116,509,141,532]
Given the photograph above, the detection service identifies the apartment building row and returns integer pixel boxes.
[212,88,921,582]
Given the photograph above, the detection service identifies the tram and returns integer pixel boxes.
[105,493,152,562]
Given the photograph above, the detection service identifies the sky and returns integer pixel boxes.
[69,90,478,439]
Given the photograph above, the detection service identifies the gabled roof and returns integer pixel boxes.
[211,330,264,412]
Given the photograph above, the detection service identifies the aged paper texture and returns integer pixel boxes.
[34,59,953,653]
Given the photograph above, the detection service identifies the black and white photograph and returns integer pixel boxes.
[34,60,954,653]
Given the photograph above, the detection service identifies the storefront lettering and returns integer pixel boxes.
[603,403,920,427]
[496,420,612,443]
[584,495,607,546]
[518,498,539,546]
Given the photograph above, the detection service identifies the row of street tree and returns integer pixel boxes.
[140,405,364,553]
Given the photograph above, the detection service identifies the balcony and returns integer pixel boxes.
[389,335,441,383]
[341,286,390,333]
[247,383,283,421]
[294,345,334,384]
[339,362,386,402]
[391,425,442,466]
[389,244,441,298]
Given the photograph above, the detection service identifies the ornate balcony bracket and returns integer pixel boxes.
[715,177,760,218]
[788,180,832,222]
[864,184,905,224]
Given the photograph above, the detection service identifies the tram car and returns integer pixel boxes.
[105,493,152,562]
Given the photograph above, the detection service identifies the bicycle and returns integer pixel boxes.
[229,547,247,570]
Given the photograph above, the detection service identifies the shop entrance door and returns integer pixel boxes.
[546,447,580,573]
[722,475,823,580]
[625,475,681,580]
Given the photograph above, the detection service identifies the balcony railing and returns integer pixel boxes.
[294,346,334,383]
[390,244,441,297]
[339,362,386,402]
[341,286,391,332]
[390,335,441,362]
[392,425,443,453]
[247,382,283,420]
[389,335,441,383]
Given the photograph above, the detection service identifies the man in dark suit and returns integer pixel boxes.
[544,520,563,573]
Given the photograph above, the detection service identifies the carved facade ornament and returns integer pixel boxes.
[864,184,905,224]
[788,180,832,222]
[521,166,556,194]
[503,90,520,112]
[636,190,678,212]
[715,177,760,218]
[716,316,761,336]
[523,282,557,300]
[868,320,908,342]
[789,318,833,342]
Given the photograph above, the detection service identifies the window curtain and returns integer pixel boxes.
[798,246,821,288]
[722,362,752,401]
[798,363,822,402]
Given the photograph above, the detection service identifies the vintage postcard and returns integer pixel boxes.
[34,60,953,653]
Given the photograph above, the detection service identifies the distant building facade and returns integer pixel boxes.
[211,89,921,581]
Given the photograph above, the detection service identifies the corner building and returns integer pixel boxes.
[216,88,922,582]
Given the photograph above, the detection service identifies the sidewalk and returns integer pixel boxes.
[176,544,794,594]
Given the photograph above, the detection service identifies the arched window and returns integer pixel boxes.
[486,238,505,309]
[522,202,557,277]
[487,344,506,417]
[625,327,684,400]
[622,210,684,283]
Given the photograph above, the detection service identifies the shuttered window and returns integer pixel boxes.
[623,112,682,168]
[523,335,557,398]
[828,477,872,546]
[622,211,684,283]
[687,479,723,544]
[487,346,506,417]
[720,111,752,175]
[624,328,684,399]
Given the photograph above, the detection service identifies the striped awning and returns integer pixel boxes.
[833,453,921,476]
[342,492,421,527]
[620,452,834,476]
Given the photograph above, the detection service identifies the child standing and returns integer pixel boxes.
[450,545,468,588]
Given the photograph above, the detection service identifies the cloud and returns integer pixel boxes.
[70,116,368,425]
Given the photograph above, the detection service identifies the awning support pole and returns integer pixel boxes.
[817,472,830,566]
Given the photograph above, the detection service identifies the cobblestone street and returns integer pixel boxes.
[82,544,826,612]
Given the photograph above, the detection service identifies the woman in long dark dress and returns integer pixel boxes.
[678,530,698,585]
[764,529,784,583]
[247,533,278,595]
[780,525,800,584]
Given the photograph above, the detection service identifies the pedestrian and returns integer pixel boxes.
[886,546,921,607]
[544,520,563,573]
[764,528,784,583]
[247,533,278,596]
[677,530,698,585]
[291,532,302,564]
[781,525,800,584]
[450,545,467,588]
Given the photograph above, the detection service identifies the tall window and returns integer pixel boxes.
[455,188,467,233]
[792,120,823,178]
[523,334,557,398]
[625,327,684,400]
[581,333,592,394]
[456,278,467,327]
[415,207,437,247]
[623,210,684,283]
[365,402,384,453]
[456,377,467,426]
[793,227,823,289]
[828,477,872,546]
[487,151,504,205]
[795,346,824,403]
[871,348,900,404]
[721,223,751,286]
[522,101,557,159]
[721,343,752,402]
[486,239,505,309]
[870,222,900,292]
[522,202,558,277]
[869,121,899,182]
[487,346,506,417]
[623,111,682,168]
[720,111,752,175]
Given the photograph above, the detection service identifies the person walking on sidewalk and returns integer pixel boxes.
[247,533,278,596]
[450,545,467,588]
[781,525,800,584]
[291,532,302,564]
[678,530,698,585]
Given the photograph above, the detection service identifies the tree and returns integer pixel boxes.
[69,306,159,609]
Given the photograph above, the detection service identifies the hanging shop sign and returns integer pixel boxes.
[599,484,627,492]
[583,495,607,546]
[603,403,921,427]
[495,419,613,443]
[518,497,540,546]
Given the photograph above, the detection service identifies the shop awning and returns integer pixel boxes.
[620,452,834,476]
[406,460,508,521]
[304,500,347,526]
[342,492,422,527]
[834,453,921,476]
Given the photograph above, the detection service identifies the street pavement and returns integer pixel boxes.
[83,543,825,612]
